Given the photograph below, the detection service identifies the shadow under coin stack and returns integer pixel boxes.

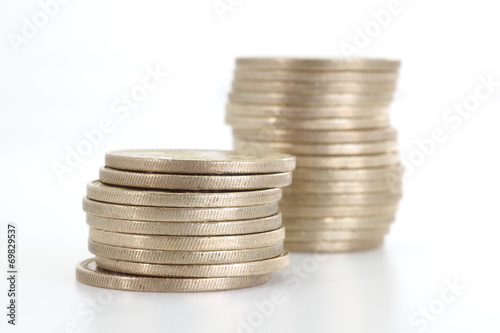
[226,58,403,252]
[76,149,295,292]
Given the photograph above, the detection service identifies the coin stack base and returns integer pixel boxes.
[76,150,295,292]
[226,58,403,252]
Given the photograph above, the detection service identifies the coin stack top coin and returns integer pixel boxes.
[76,149,295,292]
[226,57,403,252]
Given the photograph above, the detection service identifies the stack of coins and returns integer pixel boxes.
[226,58,403,252]
[76,149,295,292]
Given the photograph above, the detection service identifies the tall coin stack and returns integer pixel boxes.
[76,149,295,292]
[226,58,403,252]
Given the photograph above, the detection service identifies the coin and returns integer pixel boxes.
[233,139,398,155]
[99,167,293,191]
[285,229,389,241]
[86,213,283,236]
[282,215,395,229]
[281,192,402,206]
[234,69,399,82]
[228,91,394,106]
[226,102,390,118]
[232,80,397,94]
[235,58,401,71]
[94,251,290,277]
[280,204,398,218]
[89,227,285,251]
[226,114,391,130]
[105,149,295,174]
[284,239,383,252]
[86,180,282,207]
[285,179,401,194]
[82,198,279,222]
[76,259,271,292]
[292,165,404,181]
[295,153,400,169]
[89,240,285,264]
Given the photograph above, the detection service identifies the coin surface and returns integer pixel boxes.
[284,239,383,252]
[99,167,293,190]
[280,204,398,218]
[292,165,404,181]
[89,227,285,251]
[76,259,271,292]
[281,192,402,206]
[295,153,400,169]
[285,179,401,194]
[82,198,278,222]
[234,69,399,82]
[226,114,391,130]
[89,240,285,264]
[285,229,389,241]
[282,215,395,229]
[86,213,283,236]
[234,139,398,155]
[86,180,282,207]
[236,58,401,71]
[105,149,295,174]
[94,251,290,277]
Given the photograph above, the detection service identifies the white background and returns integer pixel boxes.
[1,0,499,332]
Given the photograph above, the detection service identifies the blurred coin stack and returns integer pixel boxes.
[76,149,295,292]
[226,58,403,252]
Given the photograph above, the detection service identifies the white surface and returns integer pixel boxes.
[1,0,499,332]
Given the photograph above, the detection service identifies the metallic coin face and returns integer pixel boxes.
[284,239,384,253]
[86,213,283,236]
[99,167,293,190]
[105,149,295,174]
[76,259,272,292]
[89,240,285,264]
[94,251,290,277]
[235,58,401,71]
[234,69,399,82]
[89,227,286,251]
[86,180,282,207]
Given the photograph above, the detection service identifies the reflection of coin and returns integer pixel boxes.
[86,214,283,236]
[283,215,395,229]
[284,240,383,253]
[285,229,389,241]
[292,165,404,181]
[99,167,293,190]
[236,58,401,71]
[105,149,295,174]
[86,180,282,207]
[76,259,271,292]
[280,204,398,217]
[295,153,400,169]
[89,240,285,264]
[94,251,290,277]
[83,197,278,222]
[285,179,400,194]
[234,69,399,82]
[89,227,285,251]
[281,192,402,206]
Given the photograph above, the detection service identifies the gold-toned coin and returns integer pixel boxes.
[280,204,398,218]
[86,180,282,208]
[293,165,404,181]
[281,192,402,206]
[284,239,384,252]
[226,114,391,130]
[285,229,389,242]
[89,240,285,264]
[76,259,271,292]
[234,139,398,155]
[232,80,397,94]
[295,153,400,169]
[228,91,394,106]
[89,227,285,251]
[226,102,390,118]
[285,179,401,194]
[105,149,295,174]
[82,198,278,222]
[94,251,290,277]
[99,167,293,190]
[234,69,399,82]
[235,58,401,71]
[282,215,395,229]
[86,213,283,236]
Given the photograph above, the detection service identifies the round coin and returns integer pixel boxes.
[285,179,401,194]
[89,240,285,264]
[292,165,404,181]
[86,213,283,236]
[82,198,279,222]
[76,259,271,292]
[105,149,295,174]
[94,252,290,277]
[295,153,400,169]
[89,227,285,251]
[284,239,384,252]
[99,167,293,190]
[281,192,402,206]
[280,204,398,218]
[86,180,282,208]
[235,58,401,71]
[234,69,399,82]
[285,229,389,242]
[282,215,395,229]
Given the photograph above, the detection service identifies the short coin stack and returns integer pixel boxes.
[226,58,403,252]
[76,149,295,292]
